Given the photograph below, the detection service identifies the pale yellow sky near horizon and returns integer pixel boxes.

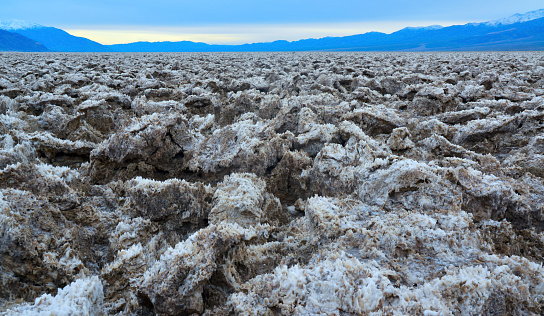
[65,20,472,45]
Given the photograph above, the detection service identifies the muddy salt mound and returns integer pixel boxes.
[1,52,544,315]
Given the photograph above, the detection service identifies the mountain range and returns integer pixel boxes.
[1,9,543,52]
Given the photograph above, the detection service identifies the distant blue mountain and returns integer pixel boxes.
[0,28,49,52]
[109,9,544,52]
[109,14,544,52]
[0,20,111,52]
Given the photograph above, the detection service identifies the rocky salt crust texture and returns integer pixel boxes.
[1,52,544,315]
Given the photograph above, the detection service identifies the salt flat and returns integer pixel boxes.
[1,52,544,315]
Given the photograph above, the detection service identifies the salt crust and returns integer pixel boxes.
[1,52,544,315]
[4,276,104,316]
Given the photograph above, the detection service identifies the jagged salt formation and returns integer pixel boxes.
[1,52,544,315]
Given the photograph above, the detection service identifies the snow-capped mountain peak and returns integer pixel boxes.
[0,19,44,31]
[401,25,444,31]
[484,9,544,26]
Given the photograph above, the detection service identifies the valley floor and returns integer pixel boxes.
[1,52,544,315]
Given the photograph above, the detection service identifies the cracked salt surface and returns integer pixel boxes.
[1,52,544,315]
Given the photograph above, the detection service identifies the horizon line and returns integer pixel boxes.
[64,20,474,46]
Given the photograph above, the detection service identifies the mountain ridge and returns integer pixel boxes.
[1,9,543,52]
[0,20,112,52]
[13,27,113,52]
[108,16,544,52]
[0,19,42,31]
[108,9,544,52]
[481,8,544,26]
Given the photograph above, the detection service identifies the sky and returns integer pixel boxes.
[1,0,543,45]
